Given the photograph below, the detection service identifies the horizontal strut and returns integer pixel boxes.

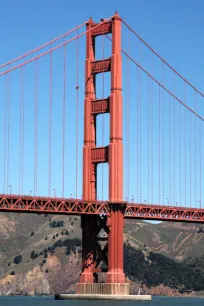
[91,146,109,163]
[91,98,110,114]
[91,21,112,37]
[91,58,111,74]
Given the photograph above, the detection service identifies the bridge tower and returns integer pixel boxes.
[77,13,128,295]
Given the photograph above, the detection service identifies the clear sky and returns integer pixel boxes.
[0,0,203,208]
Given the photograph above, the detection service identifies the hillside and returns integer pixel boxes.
[125,220,204,261]
[0,212,204,296]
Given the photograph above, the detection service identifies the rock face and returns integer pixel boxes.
[0,254,81,296]
[0,267,50,296]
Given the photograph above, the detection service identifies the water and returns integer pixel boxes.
[0,296,203,306]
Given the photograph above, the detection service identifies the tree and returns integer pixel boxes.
[14,255,22,265]
[31,231,35,236]
[30,250,38,259]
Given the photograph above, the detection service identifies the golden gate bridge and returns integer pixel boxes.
[0,12,203,295]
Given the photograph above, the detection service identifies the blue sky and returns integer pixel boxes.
[0,0,203,208]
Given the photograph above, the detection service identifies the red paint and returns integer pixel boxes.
[81,12,126,284]
[1,194,204,222]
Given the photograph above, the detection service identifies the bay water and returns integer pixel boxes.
[0,296,204,305]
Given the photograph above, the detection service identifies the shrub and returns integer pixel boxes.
[14,255,22,265]
[50,220,64,228]
[30,250,38,259]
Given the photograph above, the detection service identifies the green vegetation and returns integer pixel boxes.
[42,238,81,256]
[13,255,22,265]
[197,226,204,233]
[124,244,204,292]
[30,250,38,259]
[49,220,64,228]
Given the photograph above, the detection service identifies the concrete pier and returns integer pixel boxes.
[55,293,152,301]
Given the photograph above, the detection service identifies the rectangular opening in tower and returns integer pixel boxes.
[95,71,111,100]
[97,163,109,201]
[96,113,110,147]
[95,35,112,61]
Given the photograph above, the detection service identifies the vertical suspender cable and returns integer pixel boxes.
[140,43,142,203]
[7,66,11,194]
[76,28,79,199]
[148,76,150,204]
[158,85,160,204]
[162,62,164,205]
[62,45,66,198]
[22,65,25,195]
[194,91,196,207]
[190,110,192,207]
[126,90,128,200]
[174,73,176,206]
[34,59,38,196]
[179,103,182,206]
[4,74,7,194]
[49,52,52,197]
[126,29,130,201]
[151,52,154,204]
[200,120,202,208]
[19,67,23,194]
[184,81,186,206]
[169,94,171,205]
[136,66,139,201]
[128,31,130,201]
[36,62,39,195]
[126,30,130,201]
[125,66,128,199]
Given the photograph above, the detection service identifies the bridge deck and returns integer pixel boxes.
[0,194,204,223]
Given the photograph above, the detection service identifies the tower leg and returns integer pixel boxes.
[79,215,97,283]
[76,215,109,294]
[104,204,129,295]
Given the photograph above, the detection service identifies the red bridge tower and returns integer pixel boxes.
[76,13,129,295]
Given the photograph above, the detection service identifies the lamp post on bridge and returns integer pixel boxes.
[166,197,169,206]
[176,202,179,207]
[144,199,147,204]
[9,185,12,195]
[198,201,201,209]
[29,190,32,196]
[131,195,134,203]
[53,188,56,198]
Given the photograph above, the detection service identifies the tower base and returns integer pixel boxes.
[55,293,152,301]
[76,283,129,295]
